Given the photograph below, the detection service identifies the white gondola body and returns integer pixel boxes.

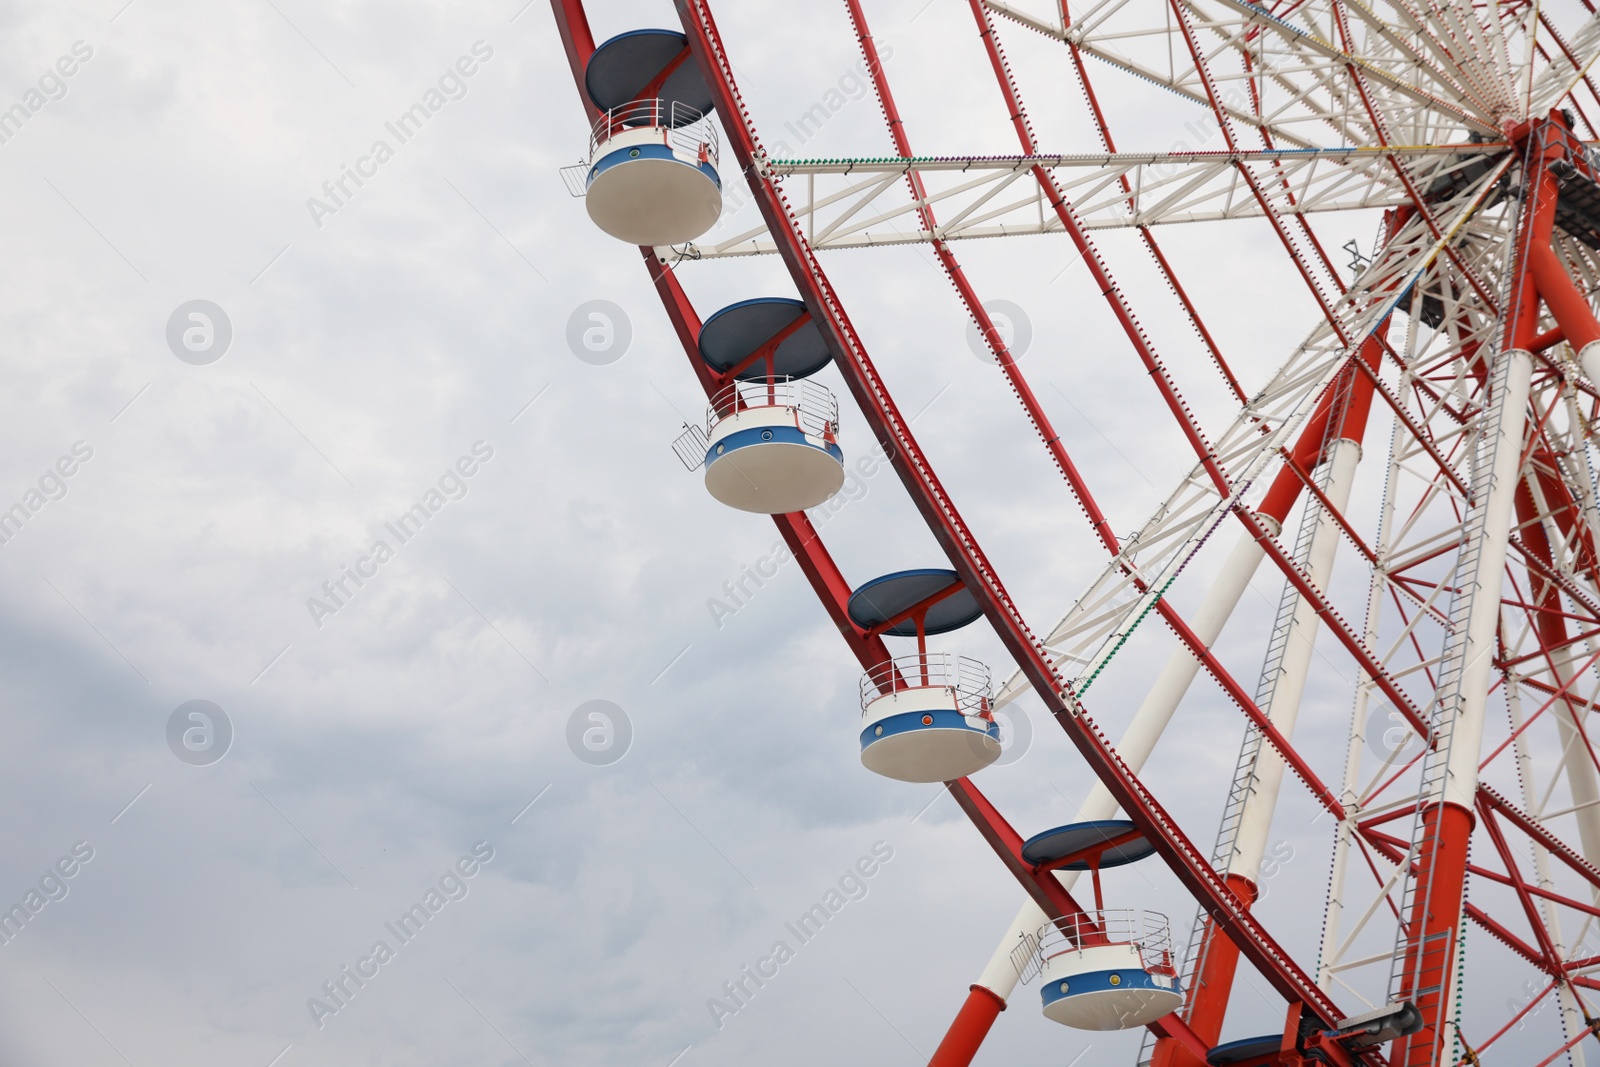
[703,401,843,515]
[586,124,721,247]
[1038,942,1182,1030]
[860,684,1000,783]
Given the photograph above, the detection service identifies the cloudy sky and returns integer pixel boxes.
[0,0,1581,1065]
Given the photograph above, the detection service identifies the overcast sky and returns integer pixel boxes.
[0,1,1584,1065]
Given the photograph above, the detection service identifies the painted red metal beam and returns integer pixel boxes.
[1149,593,1347,818]
[1236,507,1432,739]
[640,256,892,674]
[962,0,1231,497]
[928,986,1006,1067]
[1277,446,1378,565]
[1476,795,1564,967]
[1480,785,1600,893]
[947,778,1098,923]
[1165,0,1348,332]
[550,0,599,119]
[674,0,1361,1043]
[1054,0,1247,407]
[1462,859,1600,921]
[546,3,896,682]
[839,0,1123,560]
[1361,825,1569,981]
[1326,0,1502,313]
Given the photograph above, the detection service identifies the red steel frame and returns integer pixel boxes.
[550,2,1600,1065]
[547,1,1122,1008]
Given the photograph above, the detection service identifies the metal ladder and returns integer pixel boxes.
[1384,341,1512,1050]
[1136,439,1339,1066]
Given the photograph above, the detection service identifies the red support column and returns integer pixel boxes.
[1152,875,1259,1067]
[548,0,597,113]
[1153,308,1393,1067]
[1393,118,1562,1067]
[1396,804,1476,1067]
[927,986,1006,1067]
[1529,243,1600,352]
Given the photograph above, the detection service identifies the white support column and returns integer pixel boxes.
[1229,438,1362,883]
[1525,468,1600,870]
[1439,349,1532,811]
[1321,420,1403,991]
[1544,622,1600,869]
[1509,676,1588,1067]
[1578,340,1600,392]
[972,519,1277,1001]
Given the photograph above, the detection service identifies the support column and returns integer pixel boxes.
[1174,437,1364,1061]
[1395,346,1532,1066]
[932,523,1275,1065]
[1229,437,1364,882]
[1517,477,1600,869]
[1155,327,1389,1067]
[1507,677,1590,1067]
[939,330,1390,1067]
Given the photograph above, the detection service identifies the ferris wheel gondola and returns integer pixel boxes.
[552,2,1600,1065]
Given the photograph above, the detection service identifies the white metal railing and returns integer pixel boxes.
[589,99,720,168]
[670,377,838,472]
[671,422,711,471]
[1012,909,1175,985]
[859,653,992,715]
[707,376,839,439]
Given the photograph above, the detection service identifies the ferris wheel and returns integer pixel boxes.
[550,0,1600,1064]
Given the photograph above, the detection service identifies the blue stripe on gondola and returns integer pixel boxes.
[588,142,721,190]
[1039,966,1177,1008]
[705,424,841,469]
[860,708,999,751]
